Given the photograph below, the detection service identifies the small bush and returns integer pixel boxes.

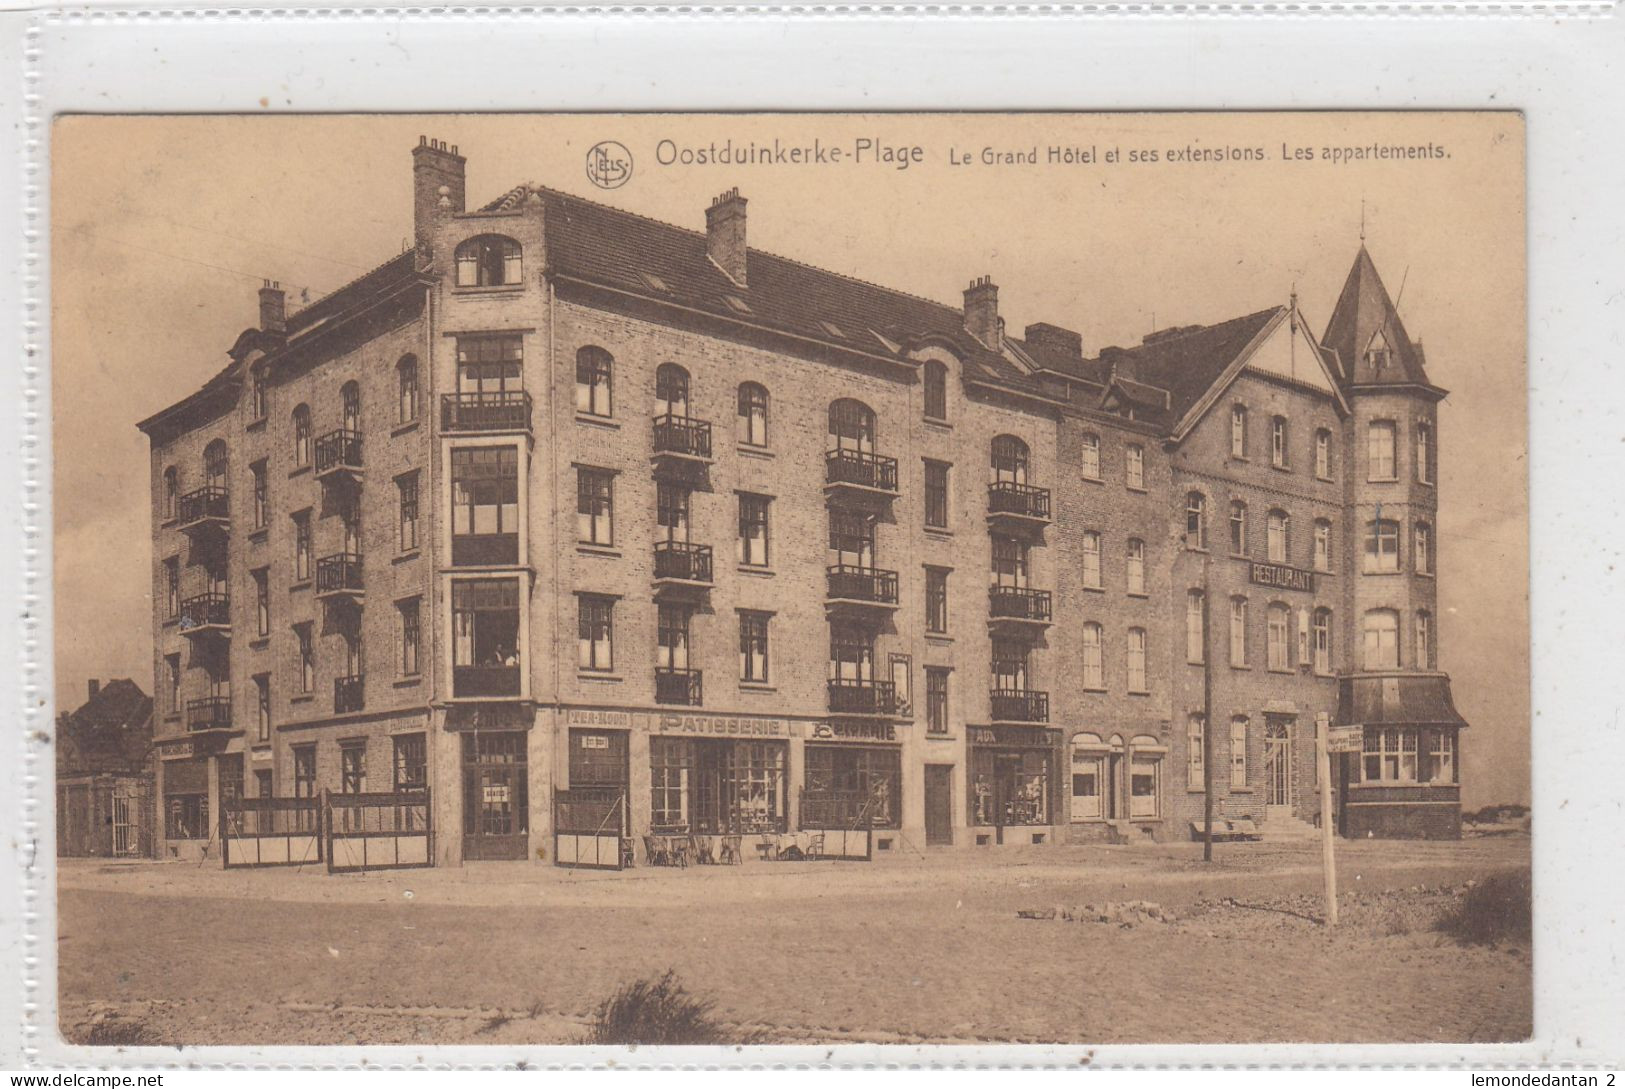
[1436,871,1532,946]
[77,1018,160,1047]
[588,970,746,1046]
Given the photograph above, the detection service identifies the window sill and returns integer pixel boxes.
[924,526,954,539]
[394,676,423,689]
[1362,569,1405,577]
[738,682,777,694]
[290,694,315,705]
[1081,476,1104,486]
[247,417,268,433]
[1315,474,1334,484]
[1230,788,1256,795]
[575,413,620,431]
[1230,455,1251,464]
[1230,664,1251,672]
[925,633,954,646]
[925,732,956,741]
[1125,485,1148,495]
[578,672,623,684]
[391,419,421,438]
[162,616,179,628]
[163,713,181,724]
[1267,667,1295,675]
[290,580,312,593]
[577,545,622,559]
[923,416,952,430]
[160,518,178,529]
[1081,686,1107,695]
[737,444,774,459]
[451,284,525,297]
[248,528,269,543]
[249,637,270,650]
[736,564,774,577]
[1270,463,1292,474]
[1185,546,1209,555]
[1367,476,1399,485]
[394,550,423,565]
[1128,690,1151,697]
[1126,591,1149,600]
[1082,585,1104,594]
[288,465,311,478]
[1416,571,1436,579]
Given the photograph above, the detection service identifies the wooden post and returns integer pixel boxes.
[1317,712,1338,926]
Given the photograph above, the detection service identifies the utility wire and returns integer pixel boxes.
[115,207,378,272]
[63,224,334,301]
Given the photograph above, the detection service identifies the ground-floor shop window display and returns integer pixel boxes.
[801,744,901,828]
[163,756,210,840]
[462,730,528,860]
[971,740,1054,826]
[1069,734,1163,822]
[1360,727,1458,785]
[649,737,787,834]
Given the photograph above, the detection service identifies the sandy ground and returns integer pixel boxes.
[56,834,1531,1047]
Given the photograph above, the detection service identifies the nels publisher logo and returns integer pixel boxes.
[586,141,633,190]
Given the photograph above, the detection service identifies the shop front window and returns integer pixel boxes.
[803,745,901,829]
[971,747,1052,826]
[648,737,788,835]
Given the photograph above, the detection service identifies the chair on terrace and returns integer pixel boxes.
[719,835,743,865]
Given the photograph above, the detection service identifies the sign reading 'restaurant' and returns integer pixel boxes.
[1249,561,1315,593]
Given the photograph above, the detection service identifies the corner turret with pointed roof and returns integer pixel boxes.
[1322,245,1442,394]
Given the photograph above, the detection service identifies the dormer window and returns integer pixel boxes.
[454,235,522,288]
[1365,330,1393,370]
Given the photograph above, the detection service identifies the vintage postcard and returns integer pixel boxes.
[50,111,1528,1049]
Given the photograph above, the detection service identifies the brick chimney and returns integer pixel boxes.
[87,679,99,701]
[963,276,1001,350]
[413,136,466,249]
[1024,322,1082,358]
[705,188,748,286]
[258,280,285,334]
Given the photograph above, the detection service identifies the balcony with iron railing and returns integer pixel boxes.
[453,664,522,699]
[653,540,714,590]
[185,696,233,733]
[825,448,900,499]
[652,414,714,467]
[989,688,1051,724]
[178,592,231,639]
[314,429,363,479]
[987,480,1052,527]
[988,585,1054,629]
[827,677,900,718]
[334,674,365,714]
[315,553,364,600]
[440,390,533,434]
[654,667,704,706]
[176,486,229,537]
[825,565,900,610]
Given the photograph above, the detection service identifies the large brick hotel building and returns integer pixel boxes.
[138,136,1468,865]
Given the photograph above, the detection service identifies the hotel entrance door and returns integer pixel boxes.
[462,731,528,861]
[1264,718,1294,822]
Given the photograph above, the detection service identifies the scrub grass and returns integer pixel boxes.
[1436,871,1532,946]
[76,1017,162,1047]
[587,970,756,1045]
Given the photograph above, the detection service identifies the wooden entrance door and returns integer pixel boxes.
[924,764,953,846]
[1264,718,1294,819]
[462,731,529,861]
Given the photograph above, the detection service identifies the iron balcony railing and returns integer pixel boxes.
[653,540,714,583]
[315,553,364,596]
[652,414,713,460]
[453,664,521,699]
[825,448,899,493]
[314,429,363,475]
[176,486,230,529]
[827,678,899,717]
[179,592,231,633]
[988,480,1052,521]
[826,564,899,605]
[989,585,1054,622]
[440,390,533,433]
[185,696,232,732]
[334,674,365,714]
[654,667,704,706]
[990,688,1050,724]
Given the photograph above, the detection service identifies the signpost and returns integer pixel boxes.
[1318,715,1360,926]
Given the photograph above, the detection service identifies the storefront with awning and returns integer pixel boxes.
[1336,673,1470,840]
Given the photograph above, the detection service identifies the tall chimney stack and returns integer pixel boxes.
[705,188,748,287]
[258,280,285,335]
[963,276,1001,350]
[412,136,466,250]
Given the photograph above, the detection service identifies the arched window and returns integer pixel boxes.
[1185,492,1207,550]
[1080,531,1102,589]
[828,399,876,452]
[1229,596,1248,666]
[1228,500,1248,555]
[1313,518,1333,572]
[1414,521,1433,575]
[1125,538,1146,596]
[1126,628,1147,693]
[1080,432,1101,480]
[1267,509,1290,564]
[923,360,948,421]
[341,380,361,434]
[249,361,268,420]
[655,363,691,417]
[1271,415,1289,468]
[737,382,769,446]
[575,346,613,418]
[1230,716,1250,789]
[292,405,311,467]
[204,439,228,489]
[1312,607,1333,674]
[454,234,523,288]
[1314,428,1333,480]
[162,467,179,521]
[990,435,1030,485]
[397,355,419,423]
[1416,610,1433,669]
[1081,623,1104,690]
[1266,603,1291,670]
[1364,518,1401,573]
[1186,590,1205,664]
[1231,404,1248,458]
[1070,733,1107,821]
[1187,714,1206,789]
[1363,608,1400,670]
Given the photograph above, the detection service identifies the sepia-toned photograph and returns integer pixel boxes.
[50,111,1529,1048]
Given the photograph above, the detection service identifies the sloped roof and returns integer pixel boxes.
[58,679,153,776]
[1096,308,1284,422]
[1322,245,1434,388]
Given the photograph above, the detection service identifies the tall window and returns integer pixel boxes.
[1270,416,1289,468]
[1080,531,1102,589]
[990,435,1030,485]
[1363,729,1419,783]
[254,675,270,742]
[250,362,268,420]
[293,745,316,799]
[1230,405,1248,457]
[576,467,614,546]
[656,602,692,673]
[991,535,1029,589]
[340,381,361,434]
[292,405,311,467]
[1266,603,1291,670]
[829,399,878,453]
[925,566,949,634]
[458,335,524,400]
[292,511,311,582]
[1426,731,1455,784]
[1367,420,1397,481]
[655,362,691,417]
[1417,422,1434,484]
[1229,717,1249,789]
[923,360,948,420]
[1267,510,1290,564]
[394,734,428,793]
[340,742,366,795]
[164,557,179,617]
[578,595,615,671]
[575,346,614,418]
[1125,444,1144,490]
[1416,610,1433,669]
[251,461,268,529]
[1364,519,1401,573]
[454,234,522,287]
[1187,714,1205,789]
[1229,501,1247,555]
[295,623,314,693]
[451,448,520,564]
[204,439,228,490]
[162,467,178,521]
[253,568,269,637]
[1127,628,1148,693]
[737,382,769,446]
[739,611,770,683]
[990,638,1030,693]
[397,472,419,553]
[1313,607,1333,674]
[1080,433,1101,481]
[926,668,950,734]
[737,493,770,567]
[1415,522,1432,575]
[1363,608,1400,670]
[1186,590,1205,664]
[924,460,950,529]
[1185,492,1207,550]
[398,597,421,676]
[1080,623,1104,690]
[1126,539,1146,596]
[1313,519,1333,572]
[1229,597,1248,666]
[397,355,419,423]
[451,580,521,695]
[1315,428,1332,480]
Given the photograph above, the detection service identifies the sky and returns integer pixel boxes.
[50,112,1528,807]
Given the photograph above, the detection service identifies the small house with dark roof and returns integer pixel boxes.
[56,679,155,858]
